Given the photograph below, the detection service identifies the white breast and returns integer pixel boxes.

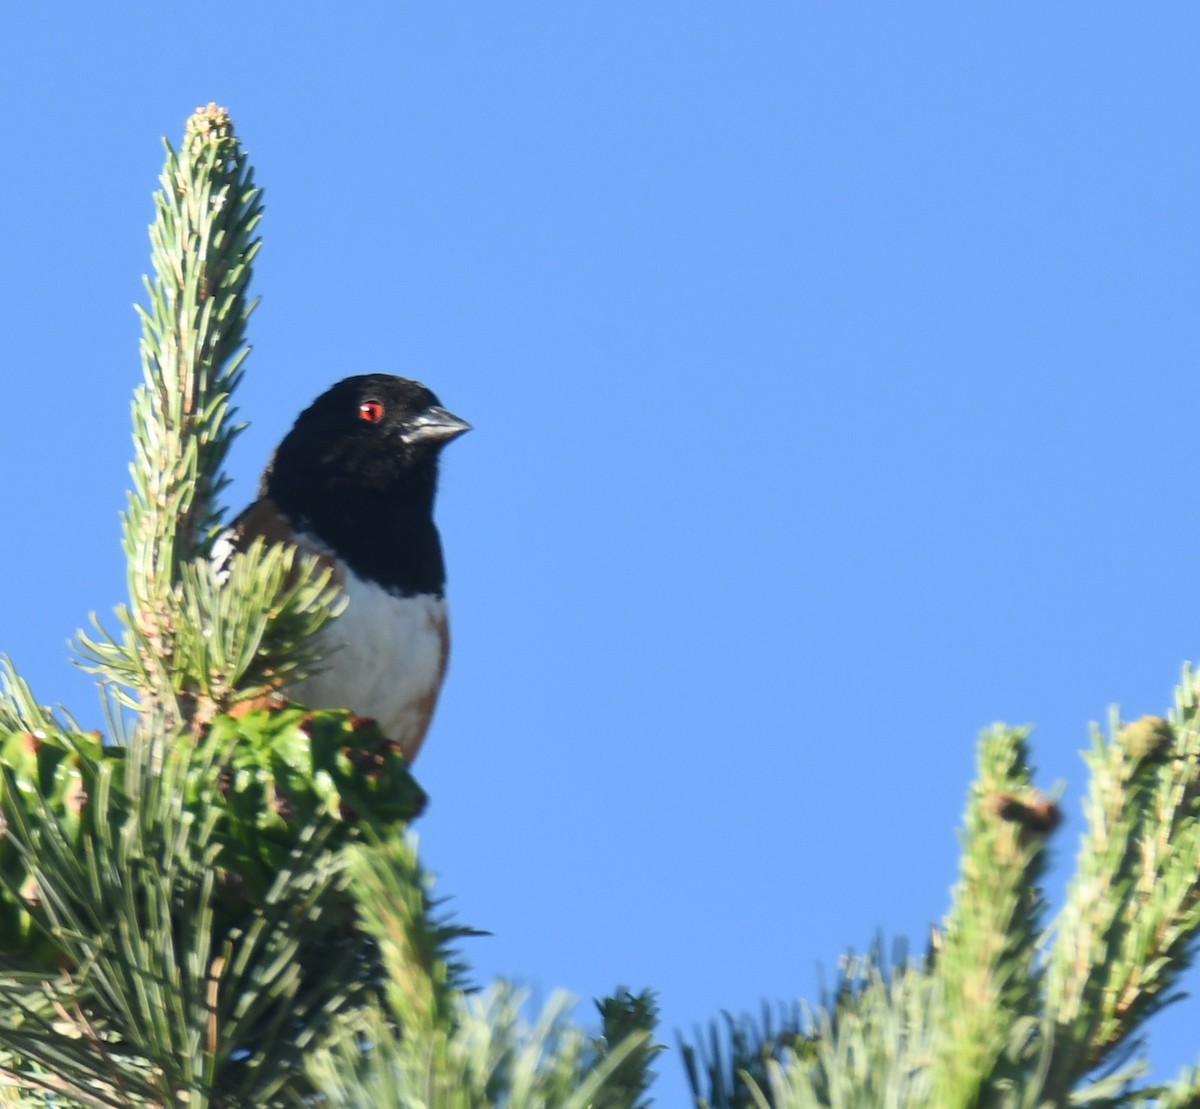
[286,571,449,761]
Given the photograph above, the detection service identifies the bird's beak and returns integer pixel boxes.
[401,405,472,446]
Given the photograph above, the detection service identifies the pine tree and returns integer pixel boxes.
[4,104,1200,1108]
[679,709,1200,1107]
[0,105,655,1108]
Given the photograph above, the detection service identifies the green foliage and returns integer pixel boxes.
[79,541,343,730]
[1041,701,1200,1098]
[0,726,119,970]
[303,836,658,1109]
[682,693,1200,1108]
[925,725,1052,1102]
[308,986,648,1109]
[592,988,662,1109]
[0,708,431,1104]
[71,103,332,742]
[0,730,339,1105]
[0,706,424,966]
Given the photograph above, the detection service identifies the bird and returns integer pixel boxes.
[220,374,470,763]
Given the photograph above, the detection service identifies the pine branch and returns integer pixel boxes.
[0,659,59,736]
[680,955,940,1109]
[591,988,662,1109]
[677,713,1200,1108]
[1154,1058,1200,1108]
[1042,679,1200,1099]
[306,837,652,1108]
[0,709,426,1105]
[925,725,1055,1104]
[678,733,1058,1109]
[341,832,479,1034]
[75,104,262,742]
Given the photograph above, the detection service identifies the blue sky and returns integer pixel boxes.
[3,4,1200,1101]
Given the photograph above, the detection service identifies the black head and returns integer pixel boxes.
[265,374,469,594]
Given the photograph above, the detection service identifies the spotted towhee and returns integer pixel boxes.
[219,375,469,762]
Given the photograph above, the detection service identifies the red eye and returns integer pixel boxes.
[358,400,385,424]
